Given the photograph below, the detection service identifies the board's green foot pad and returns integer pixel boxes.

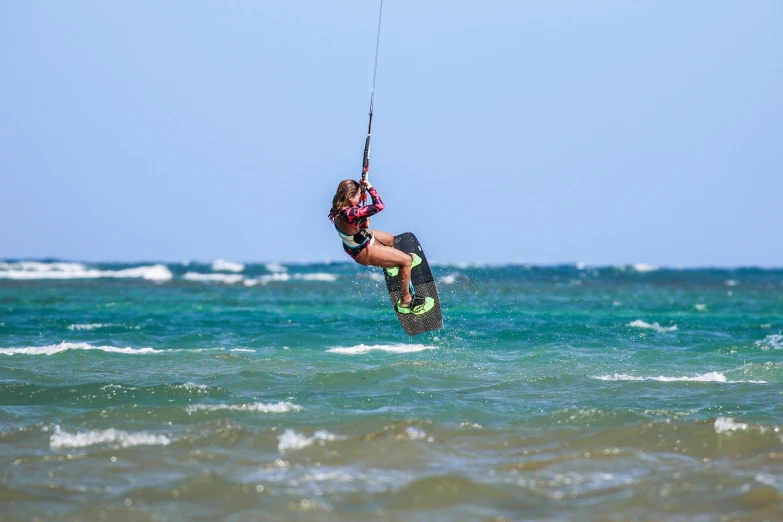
[384,253,422,278]
[396,296,435,315]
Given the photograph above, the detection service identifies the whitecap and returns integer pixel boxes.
[186,401,302,414]
[176,382,210,391]
[725,279,739,287]
[68,323,116,331]
[755,334,783,350]
[243,273,337,286]
[367,273,385,282]
[326,344,436,355]
[694,304,707,312]
[230,348,255,353]
[211,259,245,273]
[714,417,751,433]
[712,417,778,437]
[398,427,433,442]
[0,262,172,281]
[632,263,658,273]
[0,261,87,273]
[183,272,244,284]
[296,273,338,282]
[438,273,460,284]
[0,342,163,356]
[112,265,173,282]
[265,262,288,273]
[50,425,171,449]
[594,372,766,384]
[627,320,677,333]
[278,429,343,454]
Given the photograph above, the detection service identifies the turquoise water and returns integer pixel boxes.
[1,260,782,521]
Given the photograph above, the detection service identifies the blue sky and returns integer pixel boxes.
[2,1,781,266]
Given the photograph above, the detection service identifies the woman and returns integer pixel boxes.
[328,179,433,315]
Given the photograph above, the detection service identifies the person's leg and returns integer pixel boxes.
[371,230,422,276]
[356,243,413,305]
[371,230,395,247]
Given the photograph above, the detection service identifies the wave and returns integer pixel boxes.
[627,320,677,333]
[0,342,162,356]
[594,372,767,384]
[211,259,244,273]
[326,344,436,355]
[278,429,343,455]
[755,334,783,350]
[67,323,140,331]
[50,425,171,449]
[713,417,781,438]
[243,273,338,286]
[632,263,658,273]
[438,273,462,285]
[399,427,433,442]
[183,272,244,284]
[185,402,302,414]
[175,382,210,391]
[0,262,172,281]
[265,263,287,273]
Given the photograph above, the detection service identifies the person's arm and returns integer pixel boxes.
[342,187,385,225]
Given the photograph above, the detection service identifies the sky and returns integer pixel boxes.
[1,1,781,266]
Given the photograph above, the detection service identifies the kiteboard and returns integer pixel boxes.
[383,232,442,336]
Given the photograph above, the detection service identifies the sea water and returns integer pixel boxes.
[1,260,782,521]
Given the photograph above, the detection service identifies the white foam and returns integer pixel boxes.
[725,279,739,287]
[211,259,245,272]
[627,320,677,333]
[438,274,459,285]
[714,417,750,433]
[368,273,385,282]
[68,323,116,331]
[243,273,337,286]
[177,382,210,391]
[186,401,302,414]
[50,425,171,449]
[265,263,288,273]
[0,262,172,281]
[632,263,658,273]
[326,344,436,355]
[297,273,338,282]
[0,261,89,273]
[755,334,783,350]
[596,372,727,382]
[594,372,766,383]
[0,342,162,356]
[183,272,244,284]
[230,348,255,353]
[113,265,173,282]
[402,427,431,441]
[278,429,342,454]
[694,304,708,312]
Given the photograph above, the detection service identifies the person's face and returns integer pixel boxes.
[348,189,361,207]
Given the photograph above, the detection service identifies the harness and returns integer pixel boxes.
[334,217,374,253]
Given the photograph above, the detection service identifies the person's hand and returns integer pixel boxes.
[360,180,373,190]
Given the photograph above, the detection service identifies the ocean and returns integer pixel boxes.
[1,260,782,521]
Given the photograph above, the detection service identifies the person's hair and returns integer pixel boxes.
[328,179,361,222]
